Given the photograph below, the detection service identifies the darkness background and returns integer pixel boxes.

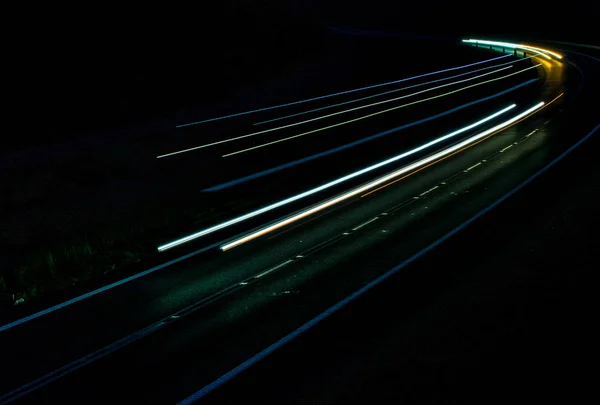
[0,2,597,402]
[2,0,597,149]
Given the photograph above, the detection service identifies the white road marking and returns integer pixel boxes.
[420,185,439,196]
[465,162,483,172]
[525,129,539,137]
[254,260,295,279]
[352,217,380,231]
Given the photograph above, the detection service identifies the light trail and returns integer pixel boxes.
[180,120,600,404]
[158,65,514,159]
[462,39,563,60]
[220,101,545,251]
[359,92,563,198]
[203,78,538,192]
[223,64,540,157]
[254,56,533,126]
[175,54,511,128]
[462,39,552,59]
[157,105,516,252]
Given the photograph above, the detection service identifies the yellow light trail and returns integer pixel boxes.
[222,64,541,157]
[221,101,548,251]
[462,39,563,60]
[157,105,516,252]
[361,92,564,198]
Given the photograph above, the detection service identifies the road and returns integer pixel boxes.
[190,42,600,404]
[0,38,597,404]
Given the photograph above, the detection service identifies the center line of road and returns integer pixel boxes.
[500,144,514,152]
[179,121,600,405]
[355,93,561,202]
[420,185,439,196]
[254,260,295,279]
[465,162,483,172]
[12,93,555,403]
[352,217,380,231]
[526,129,539,137]
[0,253,301,403]
[2,198,426,403]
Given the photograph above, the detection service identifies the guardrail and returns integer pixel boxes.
[463,38,564,60]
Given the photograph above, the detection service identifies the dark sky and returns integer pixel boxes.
[3,0,596,61]
[1,0,595,143]
[295,0,598,39]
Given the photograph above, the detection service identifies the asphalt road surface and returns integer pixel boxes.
[0,38,597,404]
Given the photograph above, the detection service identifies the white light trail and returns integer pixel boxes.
[462,39,563,60]
[157,104,516,252]
[223,64,540,157]
[220,101,545,251]
[254,56,532,126]
[175,54,511,128]
[158,65,513,159]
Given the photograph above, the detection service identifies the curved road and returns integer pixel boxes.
[0,38,598,404]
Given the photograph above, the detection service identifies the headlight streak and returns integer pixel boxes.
[463,39,551,59]
[220,101,545,251]
[360,92,564,198]
[156,105,516,252]
[462,39,563,60]
[175,54,511,128]
[222,64,541,157]
[158,65,514,159]
[202,78,538,192]
[253,56,534,126]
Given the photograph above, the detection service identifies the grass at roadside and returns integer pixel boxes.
[0,30,527,316]
[0,197,242,311]
[0,6,330,313]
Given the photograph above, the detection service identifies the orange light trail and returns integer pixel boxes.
[361,92,564,198]
[221,99,558,251]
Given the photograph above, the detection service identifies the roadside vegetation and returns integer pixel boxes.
[0,2,329,313]
[0,180,251,311]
